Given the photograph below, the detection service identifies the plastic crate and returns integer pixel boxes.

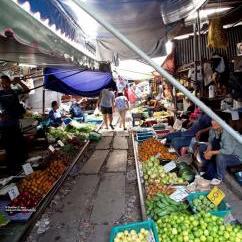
[155,130,170,139]
[137,136,155,142]
[137,131,154,136]
[110,220,159,242]
[187,191,231,217]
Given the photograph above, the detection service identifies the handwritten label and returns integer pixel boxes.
[22,163,33,175]
[48,145,55,153]
[57,140,64,147]
[170,187,189,202]
[8,186,20,200]
[163,161,176,173]
[207,186,225,206]
[168,148,176,153]
[231,111,239,121]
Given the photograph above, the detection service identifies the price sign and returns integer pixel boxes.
[8,186,20,200]
[170,187,189,202]
[168,147,176,153]
[163,161,176,173]
[207,186,225,206]
[57,140,64,147]
[22,163,33,175]
[48,145,55,153]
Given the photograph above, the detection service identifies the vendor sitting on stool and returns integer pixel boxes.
[165,112,211,152]
[199,120,242,181]
[70,100,85,122]
[48,101,62,127]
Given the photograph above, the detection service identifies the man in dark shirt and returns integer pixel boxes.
[0,75,29,175]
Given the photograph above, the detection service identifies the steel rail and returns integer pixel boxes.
[17,122,103,242]
[131,132,147,220]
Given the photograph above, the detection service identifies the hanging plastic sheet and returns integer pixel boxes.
[160,0,207,24]
[44,68,115,97]
[17,0,84,43]
[60,0,167,61]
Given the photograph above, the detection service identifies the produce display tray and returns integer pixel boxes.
[187,191,231,217]
[110,220,159,242]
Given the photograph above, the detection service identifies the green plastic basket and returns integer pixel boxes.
[187,191,231,217]
[110,220,159,242]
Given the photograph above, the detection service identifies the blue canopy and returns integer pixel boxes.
[44,68,115,97]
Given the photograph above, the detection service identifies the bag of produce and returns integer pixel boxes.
[89,131,101,141]
[208,18,228,49]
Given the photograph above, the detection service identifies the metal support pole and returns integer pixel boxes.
[197,10,203,96]
[73,1,242,144]
[42,88,45,115]
[193,21,198,95]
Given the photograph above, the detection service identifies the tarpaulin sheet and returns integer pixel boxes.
[9,0,206,61]
[44,68,114,97]
[160,0,207,24]
[0,0,96,67]
[18,0,84,43]
[59,0,205,61]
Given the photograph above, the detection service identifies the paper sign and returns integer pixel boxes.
[231,111,239,121]
[168,147,176,153]
[163,161,176,173]
[207,186,225,206]
[48,145,55,153]
[8,186,20,200]
[57,140,65,147]
[22,163,33,175]
[170,187,189,202]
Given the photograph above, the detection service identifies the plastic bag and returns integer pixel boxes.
[94,107,101,116]
[208,18,227,49]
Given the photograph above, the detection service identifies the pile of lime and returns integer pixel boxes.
[157,212,242,242]
[192,195,216,212]
[114,228,150,242]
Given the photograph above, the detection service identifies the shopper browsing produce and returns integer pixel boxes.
[0,75,29,175]
[97,88,115,129]
[48,101,63,127]
[115,92,129,130]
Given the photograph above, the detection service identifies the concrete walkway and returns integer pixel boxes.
[26,127,141,242]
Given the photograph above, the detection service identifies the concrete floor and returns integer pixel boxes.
[26,124,141,242]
